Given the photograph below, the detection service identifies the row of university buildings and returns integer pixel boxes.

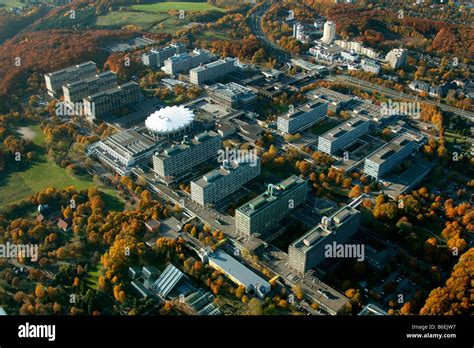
[43,44,426,283]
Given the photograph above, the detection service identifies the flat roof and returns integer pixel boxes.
[237,175,306,216]
[192,159,258,189]
[320,116,368,141]
[279,100,327,121]
[85,81,138,101]
[291,58,326,71]
[47,61,96,77]
[309,87,354,104]
[352,101,384,120]
[208,249,270,290]
[209,82,254,99]
[65,70,116,88]
[158,131,219,158]
[366,134,413,165]
[101,129,156,157]
[191,57,236,72]
[291,205,359,253]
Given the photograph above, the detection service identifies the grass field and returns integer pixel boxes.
[96,11,169,29]
[196,30,229,41]
[0,155,96,207]
[0,0,24,8]
[87,264,104,290]
[310,120,342,135]
[131,1,225,13]
[0,125,123,209]
[97,1,227,35]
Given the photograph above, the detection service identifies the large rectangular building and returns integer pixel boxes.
[363,134,414,180]
[153,131,221,181]
[277,101,328,134]
[45,61,97,97]
[162,49,213,75]
[63,71,117,106]
[207,82,257,109]
[191,158,261,206]
[307,86,355,113]
[235,176,307,236]
[190,58,237,85]
[91,129,160,175]
[318,117,370,155]
[208,249,270,298]
[83,81,141,120]
[142,43,186,68]
[288,205,361,274]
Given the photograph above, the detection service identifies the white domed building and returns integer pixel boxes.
[145,105,194,138]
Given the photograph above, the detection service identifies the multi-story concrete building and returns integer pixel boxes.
[190,58,238,85]
[363,134,414,180]
[142,43,186,68]
[63,71,117,106]
[293,23,308,43]
[321,21,336,44]
[307,87,355,113]
[235,176,307,236]
[83,81,141,120]
[207,82,257,109]
[277,100,328,134]
[340,50,360,62]
[361,59,381,74]
[385,48,407,69]
[335,40,379,59]
[318,117,370,155]
[288,205,361,274]
[90,129,160,176]
[162,49,213,75]
[191,158,261,206]
[153,131,221,181]
[45,61,97,97]
[309,44,343,63]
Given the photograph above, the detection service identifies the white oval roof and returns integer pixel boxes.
[145,106,194,134]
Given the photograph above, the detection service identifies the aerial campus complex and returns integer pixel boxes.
[0,1,472,335]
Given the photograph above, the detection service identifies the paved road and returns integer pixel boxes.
[145,179,263,251]
[246,2,473,122]
[248,2,290,64]
[329,75,474,121]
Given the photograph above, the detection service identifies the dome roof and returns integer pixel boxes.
[145,106,194,135]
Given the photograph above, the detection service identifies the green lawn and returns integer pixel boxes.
[96,11,170,29]
[30,125,45,145]
[87,264,104,290]
[0,125,123,209]
[0,154,96,207]
[196,30,230,41]
[0,0,24,8]
[131,1,226,13]
[150,16,186,35]
[310,120,342,135]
